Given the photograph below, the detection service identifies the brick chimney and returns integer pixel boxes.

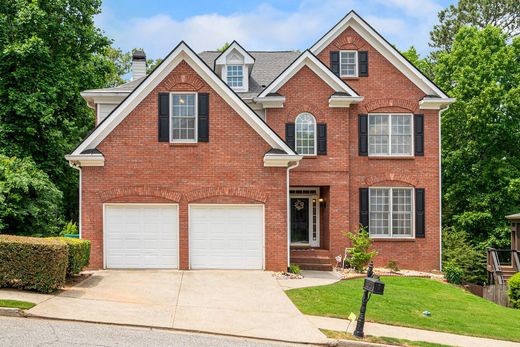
[131,49,147,81]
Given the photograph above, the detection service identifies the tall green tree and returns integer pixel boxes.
[435,26,520,248]
[431,0,520,53]
[0,0,116,225]
[401,46,434,79]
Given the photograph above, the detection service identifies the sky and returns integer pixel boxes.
[96,0,456,60]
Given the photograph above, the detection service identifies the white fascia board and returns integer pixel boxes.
[253,96,286,109]
[258,51,359,98]
[64,154,104,167]
[328,96,364,108]
[419,98,456,110]
[80,92,129,109]
[71,42,296,156]
[263,154,303,167]
[215,41,255,66]
[310,12,449,99]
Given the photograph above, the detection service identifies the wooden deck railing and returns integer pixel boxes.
[487,248,504,285]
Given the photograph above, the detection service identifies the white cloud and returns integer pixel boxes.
[96,0,444,59]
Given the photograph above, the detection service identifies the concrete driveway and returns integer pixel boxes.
[27,270,327,344]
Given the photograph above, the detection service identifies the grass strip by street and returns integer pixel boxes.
[322,329,453,347]
[0,299,36,310]
[286,277,520,342]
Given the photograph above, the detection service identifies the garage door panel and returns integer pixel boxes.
[190,205,263,269]
[105,205,178,269]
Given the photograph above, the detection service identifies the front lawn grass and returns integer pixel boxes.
[286,277,520,342]
[0,299,35,310]
[322,329,453,347]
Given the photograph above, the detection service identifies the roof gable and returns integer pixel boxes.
[215,41,255,66]
[258,50,360,98]
[310,11,449,98]
[69,42,296,157]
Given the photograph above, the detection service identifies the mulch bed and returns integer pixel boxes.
[335,267,444,281]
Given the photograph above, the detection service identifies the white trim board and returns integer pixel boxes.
[310,11,449,99]
[68,42,296,157]
[258,50,360,98]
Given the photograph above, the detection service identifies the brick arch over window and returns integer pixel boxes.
[363,98,417,113]
[364,174,418,187]
[332,34,367,50]
[99,186,182,203]
[185,186,268,203]
[285,103,324,122]
[161,62,205,91]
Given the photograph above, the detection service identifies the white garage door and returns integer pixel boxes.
[105,204,178,269]
[189,205,264,269]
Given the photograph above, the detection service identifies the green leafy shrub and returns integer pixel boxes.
[509,273,520,309]
[288,264,301,275]
[0,155,63,236]
[444,262,464,285]
[60,221,79,236]
[346,227,377,273]
[386,260,400,273]
[50,237,90,276]
[0,235,67,293]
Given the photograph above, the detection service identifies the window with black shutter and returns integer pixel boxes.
[285,123,295,150]
[317,124,327,155]
[415,188,425,238]
[358,51,368,77]
[158,93,170,142]
[330,51,340,77]
[414,114,424,156]
[358,114,368,156]
[198,93,209,142]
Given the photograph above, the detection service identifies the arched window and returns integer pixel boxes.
[295,113,316,155]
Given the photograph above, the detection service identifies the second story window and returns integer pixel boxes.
[340,51,357,77]
[226,65,244,88]
[171,93,197,142]
[295,113,317,155]
[368,114,413,156]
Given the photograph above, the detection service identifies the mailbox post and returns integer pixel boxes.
[353,262,385,338]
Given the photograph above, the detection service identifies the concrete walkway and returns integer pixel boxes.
[277,270,341,290]
[308,315,520,347]
[4,270,328,344]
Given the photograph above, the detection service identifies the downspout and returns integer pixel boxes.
[438,105,450,271]
[287,161,300,268]
[68,162,82,239]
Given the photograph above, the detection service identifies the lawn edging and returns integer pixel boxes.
[0,307,28,317]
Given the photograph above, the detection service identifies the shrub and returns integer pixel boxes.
[60,221,79,236]
[346,227,377,273]
[509,272,520,309]
[387,260,400,273]
[288,263,301,275]
[0,235,67,293]
[50,237,90,276]
[444,262,464,285]
[0,155,63,236]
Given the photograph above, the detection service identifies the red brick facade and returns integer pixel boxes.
[80,20,441,272]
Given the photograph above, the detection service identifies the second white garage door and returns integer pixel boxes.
[189,205,264,269]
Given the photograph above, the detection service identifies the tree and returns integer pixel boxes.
[431,0,520,52]
[217,42,230,52]
[401,46,434,79]
[0,0,116,223]
[434,26,520,248]
[0,155,62,236]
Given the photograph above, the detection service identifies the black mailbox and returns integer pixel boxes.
[363,277,385,295]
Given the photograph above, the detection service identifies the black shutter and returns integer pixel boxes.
[415,188,425,238]
[358,51,368,77]
[358,114,368,156]
[359,188,369,229]
[330,51,340,77]
[285,123,295,150]
[317,123,327,155]
[414,114,424,156]
[198,93,209,142]
[158,93,170,142]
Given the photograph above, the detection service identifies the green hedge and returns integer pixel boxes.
[509,272,520,309]
[50,237,90,276]
[0,235,67,293]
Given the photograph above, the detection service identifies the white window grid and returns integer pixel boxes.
[369,187,414,238]
[295,113,317,155]
[226,65,244,88]
[340,51,357,77]
[368,114,413,156]
[171,93,197,143]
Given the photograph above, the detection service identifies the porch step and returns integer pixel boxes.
[290,249,333,271]
[502,266,518,281]
[291,255,332,265]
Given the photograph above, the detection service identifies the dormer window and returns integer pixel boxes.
[226,65,244,88]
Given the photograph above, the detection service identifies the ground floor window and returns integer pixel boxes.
[369,187,413,238]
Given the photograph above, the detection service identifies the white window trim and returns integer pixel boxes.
[295,113,317,156]
[226,64,244,88]
[368,113,414,157]
[170,92,198,143]
[223,64,248,92]
[368,187,415,239]
[340,50,358,78]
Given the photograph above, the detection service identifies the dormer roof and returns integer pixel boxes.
[214,41,255,67]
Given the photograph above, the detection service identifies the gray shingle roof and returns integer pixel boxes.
[83,76,146,93]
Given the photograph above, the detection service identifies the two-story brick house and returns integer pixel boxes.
[66,11,454,272]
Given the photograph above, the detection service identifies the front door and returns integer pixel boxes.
[291,197,310,244]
